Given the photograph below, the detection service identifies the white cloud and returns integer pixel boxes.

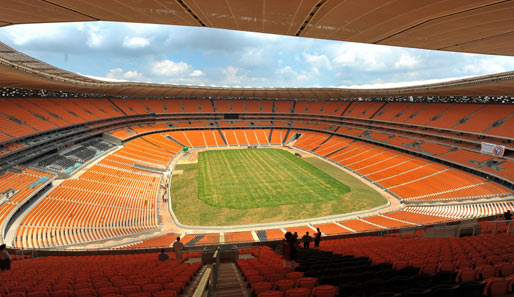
[122,36,150,49]
[190,70,204,77]
[303,52,332,69]
[330,43,390,71]
[463,59,506,75]
[394,53,419,69]
[222,66,243,84]
[104,68,143,81]
[152,60,191,76]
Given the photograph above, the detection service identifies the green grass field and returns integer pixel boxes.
[170,148,387,226]
[197,149,350,209]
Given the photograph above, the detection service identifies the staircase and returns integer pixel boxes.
[215,263,251,297]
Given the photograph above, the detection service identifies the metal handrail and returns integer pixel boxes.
[193,267,212,297]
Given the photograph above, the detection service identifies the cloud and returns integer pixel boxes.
[122,37,150,49]
[105,68,144,81]
[394,53,419,69]
[303,52,332,69]
[339,76,474,89]
[152,60,191,76]
[190,70,204,77]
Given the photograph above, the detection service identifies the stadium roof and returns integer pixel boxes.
[1,0,514,57]
[2,1,514,99]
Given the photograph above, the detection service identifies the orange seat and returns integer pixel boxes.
[311,285,338,297]
[483,277,508,297]
[284,288,310,297]
[296,277,317,290]
[74,288,97,297]
[141,284,162,293]
[275,279,295,293]
[258,291,283,297]
[286,272,304,283]
[119,286,140,296]
[252,282,273,295]
[27,292,49,297]
[97,287,119,297]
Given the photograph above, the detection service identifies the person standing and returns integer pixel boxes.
[158,249,170,261]
[302,232,311,248]
[172,237,185,264]
[0,244,12,270]
[314,228,322,248]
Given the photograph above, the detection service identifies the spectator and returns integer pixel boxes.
[504,210,512,221]
[302,232,311,248]
[0,244,11,270]
[282,232,297,269]
[173,237,185,263]
[314,228,321,248]
[293,232,300,247]
[158,249,170,261]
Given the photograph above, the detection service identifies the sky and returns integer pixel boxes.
[1,21,514,89]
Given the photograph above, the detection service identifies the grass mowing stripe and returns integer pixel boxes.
[197,148,350,209]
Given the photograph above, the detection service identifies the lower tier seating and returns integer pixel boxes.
[1,253,202,297]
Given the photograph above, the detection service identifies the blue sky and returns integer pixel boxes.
[1,21,514,88]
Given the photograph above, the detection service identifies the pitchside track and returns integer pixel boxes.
[170,148,387,226]
[197,148,350,208]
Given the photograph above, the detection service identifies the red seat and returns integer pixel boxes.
[258,291,283,297]
[456,268,476,282]
[266,273,284,283]
[393,261,409,270]
[275,279,295,293]
[49,291,72,297]
[477,265,496,280]
[284,288,310,297]
[119,286,141,296]
[141,284,162,293]
[247,275,265,287]
[28,292,49,297]
[93,282,112,290]
[252,282,273,295]
[75,284,92,290]
[296,277,317,290]
[483,277,508,297]
[420,264,438,275]
[152,291,177,297]
[126,293,151,297]
[97,287,119,297]
[286,272,304,283]
[311,285,338,297]
[438,262,455,272]
[162,283,183,294]
[132,280,150,286]
[495,262,514,277]
[10,287,29,294]
[7,293,27,297]
[74,288,97,297]
[112,280,131,287]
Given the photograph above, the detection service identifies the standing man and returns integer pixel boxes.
[172,237,185,264]
[302,232,312,249]
[314,228,322,248]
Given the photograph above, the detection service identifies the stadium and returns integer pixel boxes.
[0,1,513,297]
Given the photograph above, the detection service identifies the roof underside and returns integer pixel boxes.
[2,1,514,99]
[2,0,514,56]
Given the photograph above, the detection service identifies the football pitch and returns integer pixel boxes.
[170,148,387,226]
[197,148,350,209]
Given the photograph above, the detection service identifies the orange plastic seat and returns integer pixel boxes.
[49,291,72,297]
[258,291,284,297]
[311,285,338,297]
[296,277,317,290]
[74,288,97,297]
[97,287,119,297]
[152,291,177,297]
[275,279,295,293]
[28,292,49,297]
[286,272,304,283]
[483,277,508,297]
[284,287,310,297]
[141,284,162,293]
[119,286,141,296]
[252,282,273,295]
